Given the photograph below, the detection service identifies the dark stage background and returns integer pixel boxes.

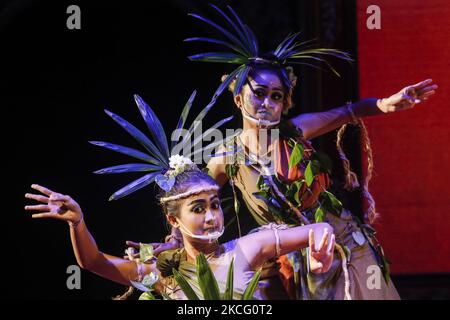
[4,0,449,299]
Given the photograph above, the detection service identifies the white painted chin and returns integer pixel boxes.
[193,228,224,241]
[204,230,222,237]
[178,220,224,242]
[256,111,270,117]
[242,105,280,128]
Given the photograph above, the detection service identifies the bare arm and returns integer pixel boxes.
[237,222,335,273]
[69,219,157,286]
[290,104,354,140]
[206,145,229,187]
[290,79,437,140]
[25,184,157,287]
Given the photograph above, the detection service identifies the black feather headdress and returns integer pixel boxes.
[185,4,353,98]
[89,91,234,200]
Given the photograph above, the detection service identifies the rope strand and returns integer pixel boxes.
[334,243,352,300]
[336,120,379,224]
[336,124,360,191]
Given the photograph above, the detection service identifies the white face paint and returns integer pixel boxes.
[173,190,224,243]
[239,70,286,128]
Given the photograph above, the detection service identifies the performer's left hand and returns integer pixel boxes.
[123,240,179,260]
[377,78,438,113]
[308,228,335,274]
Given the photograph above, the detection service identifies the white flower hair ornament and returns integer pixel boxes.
[155,155,196,192]
[169,154,195,174]
[89,90,235,200]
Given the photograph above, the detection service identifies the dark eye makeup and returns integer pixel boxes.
[192,202,221,214]
[192,205,205,214]
[247,80,284,101]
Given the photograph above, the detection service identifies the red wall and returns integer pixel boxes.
[357,0,450,273]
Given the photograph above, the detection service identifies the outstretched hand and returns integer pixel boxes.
[24,184,83,225]
[308,228,335,274]
[377,79,438,113]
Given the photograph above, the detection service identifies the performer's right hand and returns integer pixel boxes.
[309,228,335,274]
[24,184,83,225]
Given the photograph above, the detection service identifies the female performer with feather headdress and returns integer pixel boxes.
[130,4,437,300]
[24,92,335,300]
